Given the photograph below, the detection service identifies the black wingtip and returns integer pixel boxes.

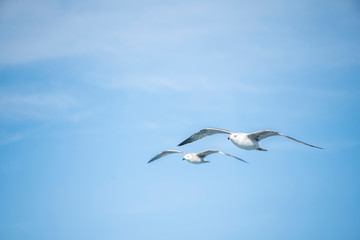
[311,145,324,150]
[177,140,188,147]
[240,159,249,164]
[231,155,248,164]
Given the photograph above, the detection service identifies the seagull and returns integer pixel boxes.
[178,128,323,151]
[148,149,247,164]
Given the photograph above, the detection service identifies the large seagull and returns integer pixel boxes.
[148,149,247,164]
[178,128,323,151]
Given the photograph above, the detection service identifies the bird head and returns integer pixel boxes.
[183,154,191,161]
[228,133,235,140]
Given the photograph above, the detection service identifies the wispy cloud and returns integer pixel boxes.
[0,1,212,65]
[0,133,24,146]
[0,92,81,121]
[89,71,350,101]
[1,0,358,68]
[96,75,188,92]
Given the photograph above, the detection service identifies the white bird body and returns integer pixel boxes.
[148,149,247,164]
[184,153,209,164]
[229,132,259,150]
[178,128,323,151]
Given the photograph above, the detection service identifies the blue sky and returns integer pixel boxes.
[0,0,360,239]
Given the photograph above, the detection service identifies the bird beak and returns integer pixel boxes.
[182,158,185,160]
[227,137,230,140]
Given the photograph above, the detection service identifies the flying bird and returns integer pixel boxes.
[178,128,323,151]
[148,149,247,164]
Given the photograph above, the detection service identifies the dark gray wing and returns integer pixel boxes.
[247,130,323,149]
[196,149,248,163]
[178,128,232,146]
[148,150,186,163]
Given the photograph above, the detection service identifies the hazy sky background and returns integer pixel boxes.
[1,0,360,239]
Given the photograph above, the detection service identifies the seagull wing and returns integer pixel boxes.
[178,128,232,146]
[196,149,248,163]
[247,130,323,149]
[148,150,186,163]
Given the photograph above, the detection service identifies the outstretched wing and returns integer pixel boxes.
[196,149,248,163]
[148,150,186,163]
[248,130,323,149]
[178,128,232,146]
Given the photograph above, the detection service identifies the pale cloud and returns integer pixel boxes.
[1,0,358,68]
[90,72,262,94]
[100,75,188,92]
[0,92,81,121]
[89,71,349,101]
[0,0,213,65]
[0,133,24,146]
[0,93,78,108]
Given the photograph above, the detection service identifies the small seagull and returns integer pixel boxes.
[178,128,323,151]
[148,149,248,164]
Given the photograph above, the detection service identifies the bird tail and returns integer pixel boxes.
[256,148,268,151]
